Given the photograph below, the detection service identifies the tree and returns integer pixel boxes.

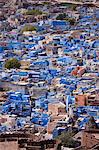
[21,25,37,33]
[56,13,67,20]
[5,58,21,69]
[42,2,51,5]
[65,18,76,25]
[57,131,80,148]
[25,9,43,16]
[71,5,77,11]
[56,13,76,25]
[68,18,76,25]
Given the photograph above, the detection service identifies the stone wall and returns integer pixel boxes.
[0,141,18,150]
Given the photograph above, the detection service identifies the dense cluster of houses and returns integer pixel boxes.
[0,1,99,150]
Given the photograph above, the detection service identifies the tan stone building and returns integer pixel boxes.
[48,102,66,116]
[82,129,99,150]
[20,60,31,69]
[0,141,18,150]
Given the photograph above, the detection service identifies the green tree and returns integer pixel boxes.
[42,2,51,5]
[25,10,43,16]
[71,5,77,11]
[57,131,78,148]
[5,58,21,69]
[21,25,37,33]
[56,13,76,25]
[56,13,67,20]
[69,18,76,25]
